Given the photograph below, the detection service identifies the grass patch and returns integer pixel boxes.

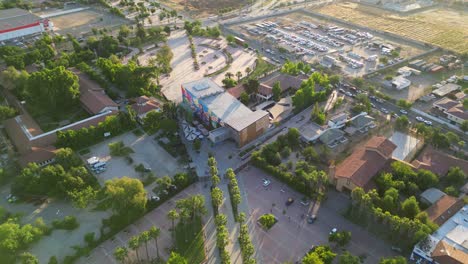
[175,216,205,264]
[247,57,276,80]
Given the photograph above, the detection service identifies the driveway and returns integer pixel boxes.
[238,166,396,264]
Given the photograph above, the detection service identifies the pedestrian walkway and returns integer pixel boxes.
[200,185,221,264]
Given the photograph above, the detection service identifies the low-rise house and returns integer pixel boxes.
[392,75,411,90]
[74,70,118,115]
[256,73,306,101]
[330,136,397,192]
[411,205,468,264]
[328,112,348,128]
[130,96,161,124]
[433,97,467,125]
[319,128,346,148]
[425,195,464,226]
[432,83,461,97]
[349,112,375,133]
[412,146,468,176]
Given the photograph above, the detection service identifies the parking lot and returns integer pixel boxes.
[228,11,427,77]
[82,132,183,185]
[238,167,396,263]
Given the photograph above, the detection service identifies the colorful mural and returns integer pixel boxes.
[181,86,222,129]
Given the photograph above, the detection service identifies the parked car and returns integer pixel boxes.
[307,215,317,224]
[286,197,294,206]
[330,228,337,234]
[262,179,271,187]
[150,195,160,202]
[424,120,432,126]
[399,109,408,115]
[416,116,425,122]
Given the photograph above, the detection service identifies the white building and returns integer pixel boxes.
[0,8,53,41]
[392,75,411,90]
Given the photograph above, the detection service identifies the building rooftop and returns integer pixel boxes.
[432,83,461,97]
[432,240,468,264]
[412,145,468,176]
[350,113,374,129]
[329,112,348,124]
[0,8,41,31]
[182,78,224,99]
[446,104,468,121]
[392,75,411,89]
[425,195,464,226]
[200,92,268,132]
[434,97,460,111]
[420,188,447,205]
[319,128,344,145]
[299,122,325,142]
[335,136,396,189]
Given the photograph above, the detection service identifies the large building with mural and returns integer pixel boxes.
[181,78,269,147]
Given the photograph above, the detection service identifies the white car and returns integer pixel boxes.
[262,179,271,187]
[399,109,408,115]
[330,228,337,234]
[416,116,425,122]
[424,120,432,126]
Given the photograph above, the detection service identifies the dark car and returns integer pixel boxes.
[286,197,294,206]
[307,215,317,224]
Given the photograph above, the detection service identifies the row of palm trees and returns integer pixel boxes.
[114,226,161,264]
[225,67,252,82]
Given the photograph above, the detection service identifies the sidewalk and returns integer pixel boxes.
[200,185,221,264]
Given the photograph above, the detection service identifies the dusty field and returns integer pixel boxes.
[51,10,102,29]
[160,0,247,17]
[315,2,468,54]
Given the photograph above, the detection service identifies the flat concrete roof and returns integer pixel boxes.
[182,78,224,99]
[0,8,40,31]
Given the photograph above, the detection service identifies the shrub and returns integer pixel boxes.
[258,214,276,230]
[52,216,79,230]
[109,141,134,156]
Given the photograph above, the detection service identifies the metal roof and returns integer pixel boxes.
[0,8,41,31]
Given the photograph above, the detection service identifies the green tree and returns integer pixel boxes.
[0,106,17,121]
[416,169,438,190]
[175,195,207,221]
[351,77,364,88]
[128,236,141,263]
[272,81,281,101]
[311,102,326,125]
[104,177,147,219]
[395,115,409,130]
[245,79,259,94]
[240,92,250,105]
[140,230,151,260]
[211,187,224,209]
[459,120,468,132]
[167,252,188,264]
[114,246,128,264]
[149,226,161,259]
[446,167,466,187]
[258,214,276,229]
[109,141,134,156]
[26,66,80,112]
[302,252,324,264]
[401,196,420,219]
[329,75,340,86]
[312,245,336,264]
[338,251,360,264]
[329,231,351,247]
[20,252,39,264]
[379,256,407,264]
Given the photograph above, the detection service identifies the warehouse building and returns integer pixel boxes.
[181,78,269,147]
[0,8,53,41]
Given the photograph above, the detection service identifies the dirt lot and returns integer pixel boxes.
[45,8,128,36]
[316,2,468,54]
[82,132,183,185]
[238,167,397,263]
[159,0,248,17]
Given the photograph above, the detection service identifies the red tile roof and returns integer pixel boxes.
[425,195,464,226]
[130,96,161,116]
[80,90,118,115]
[258,74,306,96]
[19,146,58,167]
[227,84,246,99]
[412,146,468,176]
[335,136,396,188]
[431,240,468,264]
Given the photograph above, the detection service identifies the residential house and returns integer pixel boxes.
[347,112,375,134]
[420,188,447,205]
[411,205,468,264]
[330,136,397,192]
[74,70,118,115]
[328,112,348,128]
[319,128,346,148]
[412,145,468,176]
[424,195,464,226]
[392,75,411,90]
[432,83,461,97]
[256,73,306,101]
[433,97,467,125]
[130,96,161,124]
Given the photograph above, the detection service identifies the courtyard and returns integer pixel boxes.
[82,131,184,185]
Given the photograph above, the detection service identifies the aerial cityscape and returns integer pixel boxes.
[0,0,467,263]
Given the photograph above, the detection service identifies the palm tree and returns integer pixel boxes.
[236,71,243,82]
[238,212,246,229]
[114,246,128,264]
[149,226,161,259]
[140,231,151,261]
[245,67,251,76]
[167,209,179,236]
[225,72,234,79]
[128,236,141,263]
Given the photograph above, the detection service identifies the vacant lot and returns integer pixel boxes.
[316,2,468,53]
[160,0,247,17]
